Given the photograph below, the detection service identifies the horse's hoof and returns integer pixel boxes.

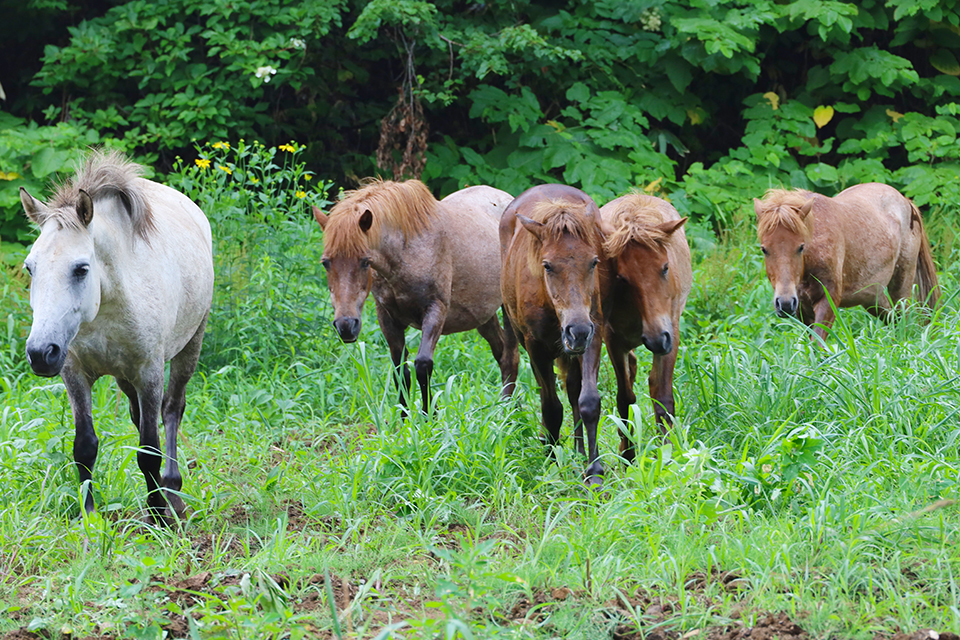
[163,491,186,518]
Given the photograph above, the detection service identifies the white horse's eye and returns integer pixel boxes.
[23,263,32,276]
[73,265,90,279]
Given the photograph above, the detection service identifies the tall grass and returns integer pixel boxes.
[0,164,958,639]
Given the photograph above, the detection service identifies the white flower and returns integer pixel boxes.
[290,38,306,50]
[640,7,662,32]
[255,65,278,82]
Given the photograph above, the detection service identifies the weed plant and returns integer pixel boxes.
[0,158,958,639]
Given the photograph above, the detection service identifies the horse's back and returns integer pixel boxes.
[441,185,513,223]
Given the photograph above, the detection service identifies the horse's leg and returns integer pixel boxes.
[159,315,207,520]
[116,378,140,431]
[649,347,678,437]
[500,309,520,397]
[607,337,638,462]
[528,341,563,456]
[475,314,514,398]
[811,282,840,341]
[376,305,410,415]
[579,338,604,487]
[563,357,584,456]
[414,302,448,414]
[135,364,167,524]
[62,362,99,514]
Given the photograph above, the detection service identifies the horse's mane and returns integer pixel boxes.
[324,179,438,256]
[603,193,669,257]
[523,198,600,272]
[47,149,155,240]
[755,188,814,241]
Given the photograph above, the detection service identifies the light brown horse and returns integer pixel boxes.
[500,184,609,487]
[600,193,691,462]
[313,179,518,413]
[755,184,940,339]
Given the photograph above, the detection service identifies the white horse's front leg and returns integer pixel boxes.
[62,361,99,514]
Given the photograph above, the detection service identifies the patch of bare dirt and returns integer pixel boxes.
[684,569,749,594]
[509,587,578,623]
[879,632,960,640]
[706,612,809,640]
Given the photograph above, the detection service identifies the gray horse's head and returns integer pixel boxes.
[20,187,101,377]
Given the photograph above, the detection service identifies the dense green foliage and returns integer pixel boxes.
[3,0,960,241]
[1,159,959,638]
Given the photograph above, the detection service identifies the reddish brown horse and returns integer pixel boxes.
[600,193,691,462]
[500,184,609,487]
[313,179,518,413]
[755,184,939,339]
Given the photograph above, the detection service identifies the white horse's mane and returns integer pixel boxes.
[46,149,155,239]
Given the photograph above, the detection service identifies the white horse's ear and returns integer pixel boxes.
[20,187,46,224]
[358,209,373,233]
[77,189,94,226]
[657,217,688,236]
[517,214,544,242]
[753,198,764,219]
[312,205,328,230]
[799,198,814,219]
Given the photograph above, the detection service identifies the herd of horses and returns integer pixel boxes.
[16,150,940,524]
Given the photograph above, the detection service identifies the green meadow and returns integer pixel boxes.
[1,148,959,640]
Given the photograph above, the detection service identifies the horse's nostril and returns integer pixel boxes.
[44,344,60,365]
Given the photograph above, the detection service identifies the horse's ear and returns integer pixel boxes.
[77,189,94,226]
[799,198,814,219]
[20,187,46,224]
[312,205,328,230]
[358,209,373,234]
[517,214,544,242]
[657,217,687,236]
[753,198,764,219]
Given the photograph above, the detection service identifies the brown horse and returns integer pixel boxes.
[500,184,609,487]
[600,194,691,462]
[313,179,518,413]
[755,184,940,339]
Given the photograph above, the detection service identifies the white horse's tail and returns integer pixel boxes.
[911,201,940,309]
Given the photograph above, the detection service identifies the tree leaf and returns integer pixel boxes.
[931,49,960,76]
[813,105,835,128]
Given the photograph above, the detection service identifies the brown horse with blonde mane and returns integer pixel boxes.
[755,183,939,339]
[500,184,609,487]
[313,179,518,413]
[600,193,691,461]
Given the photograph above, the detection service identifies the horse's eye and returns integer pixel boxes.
[543,261,554,273]
[797,244,805,254]
[661,263,669,277]
[590,257,600,269]
[73,264,89,279]
[321,258,331,270]
[359,257,371,269]
[23,263,32,276]
[761,246,769,256]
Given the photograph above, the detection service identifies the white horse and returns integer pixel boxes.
[20,150,214,524]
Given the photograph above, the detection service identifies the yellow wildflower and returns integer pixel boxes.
[251,177,260,184]
[295,190,306,199]
[217,164,233,175]
[195,158,211,169]
[304,174,313,181]
[278,143,297,153]
[0,171,21,181]
[212,141,230,150]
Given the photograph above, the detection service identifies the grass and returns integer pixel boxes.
[1,192,960,639]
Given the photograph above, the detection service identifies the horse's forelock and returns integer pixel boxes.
[325,179,438,256]
[523,199,601,274]
[755,189,813,241]
[603,194,668,258]
[49,149,155,240]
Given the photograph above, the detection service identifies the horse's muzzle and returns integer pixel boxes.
[562,323,594,355]
[26,341,65,377]
[775,295,799,317]
[641,330,672,355]
[333,317,361,343]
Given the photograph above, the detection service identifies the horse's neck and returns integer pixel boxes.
[90,208,136,304]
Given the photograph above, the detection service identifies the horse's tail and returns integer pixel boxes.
[911,201,941,310]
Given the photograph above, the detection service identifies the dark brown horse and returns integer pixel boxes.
[500,184,609,487]
[600,193,691,462]
[755,184,940,340]
[314,179,518,414]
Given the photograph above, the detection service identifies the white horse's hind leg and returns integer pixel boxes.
[160,314,208,519]
[135,365,166,523]
[62,362,99,514]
